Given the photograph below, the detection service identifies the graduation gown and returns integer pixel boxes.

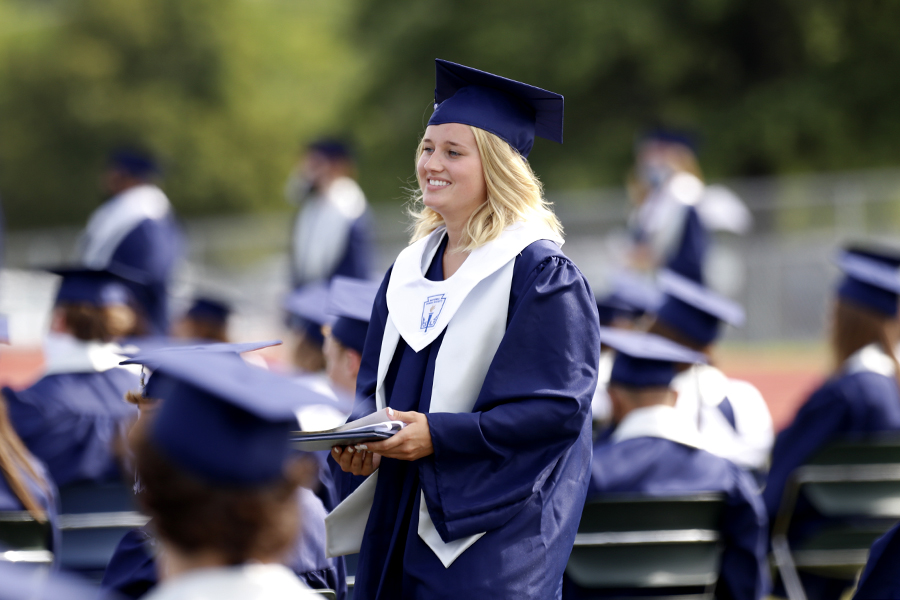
[762,345,900,528]
[2,339,139,486]
[348,238,600,600]
[853,519,900,600]
[579,405,770,600]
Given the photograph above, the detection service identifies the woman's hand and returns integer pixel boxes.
[332,444,381,476]
[364,410,434,461]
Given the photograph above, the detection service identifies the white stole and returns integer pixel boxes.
[325,221,562,567]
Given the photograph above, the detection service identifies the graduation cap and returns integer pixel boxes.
[308,138,354,162]
[836,250,900,316]
[128,347,334,486]
[49,267,133,307]
[600,327,707,388]
[428,59,564,158]
[326,277,380,354]
[283,284,333,346]
[108,147,159,179]
[185,297,231,325]
[655,269,745,346]
[595,273,662,326]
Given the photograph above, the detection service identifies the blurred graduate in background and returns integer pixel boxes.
[625,128,752,287]
[649,269,773,474]
[283,284,332,376]
[763,246,900,600]
[2,268,139,487]
[77,147,184,336]
[170,297,231,343]
[285,139,374,291]
[573,328,769,600]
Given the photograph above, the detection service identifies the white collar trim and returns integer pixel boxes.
[42,334,138,376]
[612,404,703,449]
[844,343,896,378]
[385,220,563,352]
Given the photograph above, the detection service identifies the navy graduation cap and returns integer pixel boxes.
[50,267,133,307]
[428,59,564,158]
[327,277,380,354]
[185,297,231,325]
[283,284,333,346]
[595,272,662,326]
[127,347,333,486]
[837,250,900,316]
[120,340,282,369]
[655,269,745,346]
[600,327,708,388]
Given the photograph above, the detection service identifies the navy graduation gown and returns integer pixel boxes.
[763,370,900,528]
[101,525,157,599]
[3,369,139,486]
[351,239,600,600]
[665,205,708,284]
[110,216,183,335]
[582,437,770,600]
[853,519,900,600]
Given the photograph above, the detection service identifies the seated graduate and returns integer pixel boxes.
[647,269,774,474]
[330,59,600,599]
[102,342,342,600]
[763,247,900,600]
[0,391,59,556]
[170,298,231,343]
[2,268,140,487]
[852,519,900,600]
[591,273,663,430]
[574,327,769,600]
[124,348,333,600]
[283,284,332,376]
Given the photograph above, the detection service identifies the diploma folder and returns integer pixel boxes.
[291,408,406,452]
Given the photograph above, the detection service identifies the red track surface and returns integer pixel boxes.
[1,344,827,432]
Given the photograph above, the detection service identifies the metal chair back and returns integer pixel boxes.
[57,481,149,579]
[566,494,726,599]
[0,511,54,564]
[771,434,900,600]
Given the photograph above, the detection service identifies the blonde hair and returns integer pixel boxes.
[408,126,563,252]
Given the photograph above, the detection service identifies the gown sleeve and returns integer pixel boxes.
[418,254,601,542]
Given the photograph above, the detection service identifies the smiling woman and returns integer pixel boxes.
[328,59,601,600]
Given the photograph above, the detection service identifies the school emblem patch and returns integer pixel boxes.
[420,294,446,332]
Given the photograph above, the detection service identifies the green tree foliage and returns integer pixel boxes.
[347,0,900,203]
[0,0,360,228]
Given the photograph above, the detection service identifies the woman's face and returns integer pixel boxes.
[417,123,487,225]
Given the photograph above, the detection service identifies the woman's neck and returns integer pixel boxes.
[441,222,469,279]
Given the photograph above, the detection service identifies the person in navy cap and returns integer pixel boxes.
[171,297,231,343]
[285,138,374,291]
[626,128,710,283]
[328,59,600,599]
[77,146,184,336]
[647,269,774,474]
[122,347,335,599]
[2,268,139,487]
[763,245,900,600]
[322,276,380,397]
[568,328,770,600]
[591,272,663,427]
[283,283,332,375]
